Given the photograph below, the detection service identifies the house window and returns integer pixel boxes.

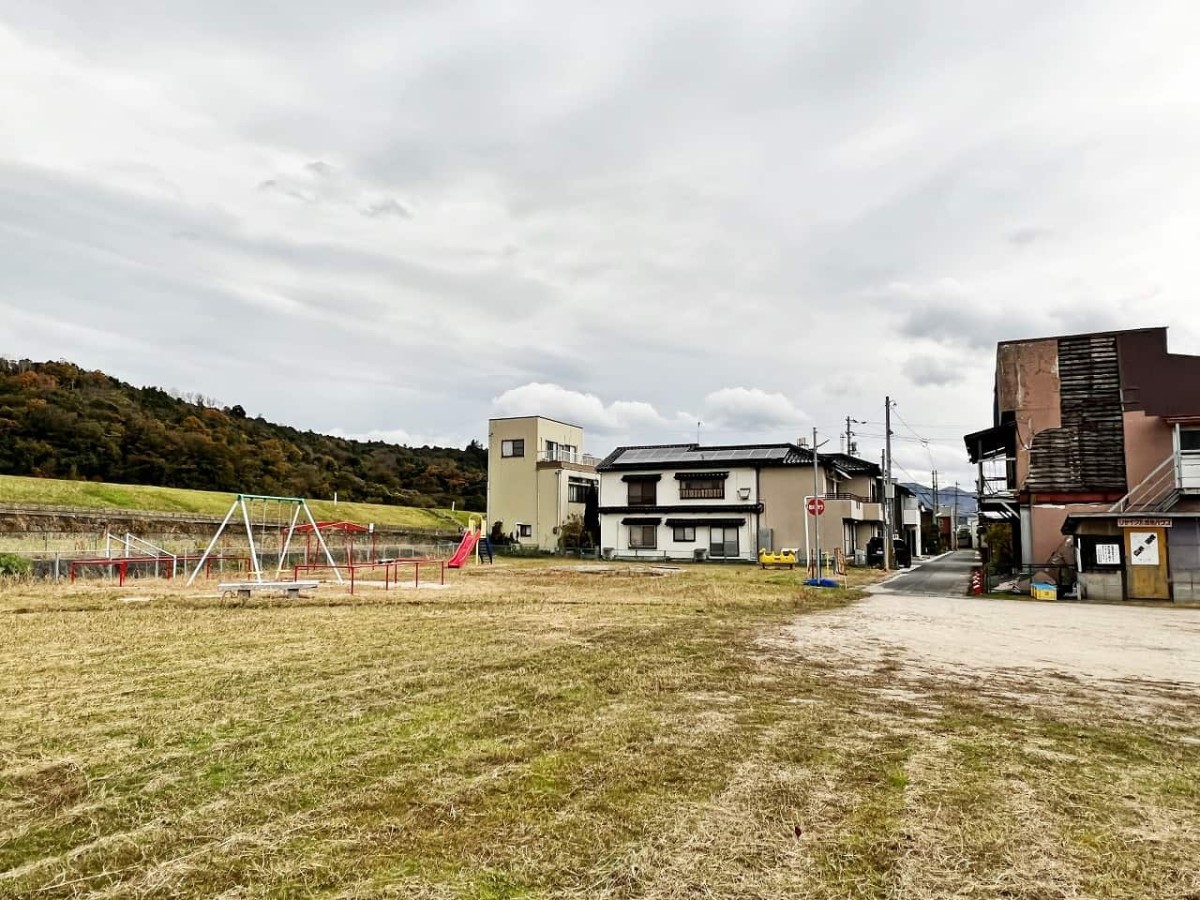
[710,526,739,558]
[568,478,593,503]
[516,523,532,538]
[1181,428,1200,452]
[678,478,725,500]
[628,480,657,505]
[501,439,524,458]
[673,526,696,542]
[629,525,657,549]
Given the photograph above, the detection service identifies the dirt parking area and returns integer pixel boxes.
[785,588,1200,714]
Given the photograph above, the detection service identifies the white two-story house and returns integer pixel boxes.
[597,439,891,563]
[597,444,775,561]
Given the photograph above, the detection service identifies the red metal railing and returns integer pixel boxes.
[292,559,446,595]
[68,555,249,586]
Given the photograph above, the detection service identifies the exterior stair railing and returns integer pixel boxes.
[1109,455,1179,514]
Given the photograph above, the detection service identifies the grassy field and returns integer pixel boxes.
[0,474,470,530]
[1,562,1198,898]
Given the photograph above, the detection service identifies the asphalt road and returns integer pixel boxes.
[882,549,977,596]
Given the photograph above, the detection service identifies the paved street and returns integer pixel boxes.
[883,548,977,596]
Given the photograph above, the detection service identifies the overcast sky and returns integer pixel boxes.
[3,1,1200,490]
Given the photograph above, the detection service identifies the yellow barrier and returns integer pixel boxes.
[758,549,798,569]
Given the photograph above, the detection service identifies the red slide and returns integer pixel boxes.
[446,530,480,568]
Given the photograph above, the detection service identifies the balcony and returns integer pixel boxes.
[537,449,598,469]
[822,493,883,522]
[1181,449,1200,493]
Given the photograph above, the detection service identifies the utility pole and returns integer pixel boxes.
[880,450,888,568]
[813,426,820,577]
[932,469,939,551]
[845,416,853,456]
[954,480,960,549]
[883,396,893,570]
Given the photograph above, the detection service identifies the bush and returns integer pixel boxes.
[0,553,33,577]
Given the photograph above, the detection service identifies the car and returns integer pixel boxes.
[866,536,912,568]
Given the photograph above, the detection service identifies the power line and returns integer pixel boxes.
[854,431,963,446]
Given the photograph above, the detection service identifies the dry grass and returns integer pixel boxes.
[1,561,1197,898]
[0,473,469,529]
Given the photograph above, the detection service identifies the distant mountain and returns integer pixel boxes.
[900,482,978,517]
[0,358,486,510]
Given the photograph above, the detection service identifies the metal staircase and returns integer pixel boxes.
[1109,455,1180,514]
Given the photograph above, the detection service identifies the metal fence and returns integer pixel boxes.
[3,540,465,582]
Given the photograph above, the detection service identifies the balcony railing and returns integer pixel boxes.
[538,449,598,466]
[1111,449,1199,514]
[679,487,725,500]
[826,491,873,503]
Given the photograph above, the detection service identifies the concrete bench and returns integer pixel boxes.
[218,580,320,599]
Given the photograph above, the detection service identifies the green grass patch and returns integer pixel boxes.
[0,472,471,528]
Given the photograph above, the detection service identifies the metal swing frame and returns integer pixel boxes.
[185,494,344,586]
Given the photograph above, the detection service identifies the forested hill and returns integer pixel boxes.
[0,359,486,510]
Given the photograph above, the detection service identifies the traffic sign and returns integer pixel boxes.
[807,497,826,516]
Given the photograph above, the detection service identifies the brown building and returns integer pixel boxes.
[965,326,1200,601]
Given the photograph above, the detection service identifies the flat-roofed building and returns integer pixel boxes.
[487,416,598,551]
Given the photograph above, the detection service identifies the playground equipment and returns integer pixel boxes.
[69,553,248,585]
[292,521,378,566]
[447,515,493,569]
[63,531,247,585]
[186,494,339,593]
[758,548,798,569]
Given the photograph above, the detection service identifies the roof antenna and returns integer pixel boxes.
[696,420,702,445]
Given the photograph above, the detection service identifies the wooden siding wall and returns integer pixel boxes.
[1026,335,1127,493]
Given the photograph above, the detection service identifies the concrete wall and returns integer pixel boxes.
[1122,411,1176,490]
[759,468,882,559]
[1080,570,1124,602]
[996,338,1060,489]
[759,467,808,551]
[488,417,587,550]
[1169,520,1200,602]
[1029,502,1112,563]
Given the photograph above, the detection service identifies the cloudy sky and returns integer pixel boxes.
[3,1,1200,490]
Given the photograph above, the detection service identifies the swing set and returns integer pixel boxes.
[186,494,341,595]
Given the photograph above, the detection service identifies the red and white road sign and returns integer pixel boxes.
[806,497,826,516]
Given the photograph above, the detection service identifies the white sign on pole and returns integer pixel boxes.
[1129,532,1160,566]
[1095,543,1121,566]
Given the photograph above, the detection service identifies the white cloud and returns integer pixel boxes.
[5,2,1200,494]
[491,383,678,434]
[700,388,809,434]
[327,427,469,449]
[491,382,810,449]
